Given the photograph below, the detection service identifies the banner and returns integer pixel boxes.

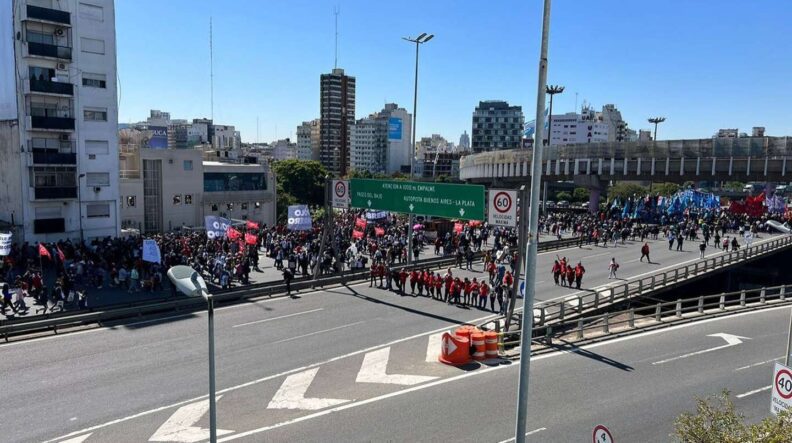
[364,210,389,220]
[226,226,242,240]
[454,222,464,234]
[352,229,364,239]
[148,126,168,148]
[205,215,231,240]
[0,232,11,256]
[388,117,402,140]
[245,233,257,245]
[355,217,367,229]
[246,220,260,230]
[142,239,161,263]
[287,205,312,231]
[375,227,385,237]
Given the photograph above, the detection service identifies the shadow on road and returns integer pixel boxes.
[547,339,635,372]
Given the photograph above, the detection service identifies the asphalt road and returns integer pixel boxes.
[0,233,780,443]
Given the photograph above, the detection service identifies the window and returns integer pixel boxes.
[35,206,62,218]
[211,204,218,212]
[203,172,267,192]
[82,73,106,88]
[226,203,234,211]
[84,108,107,121]
[27,30,54,45]
[80,37,105,55]
[184,194,192,205]
[126,196,135,207]
[85,140,109,154]
[79,3,104,21]
[172,195,181,205]
[29,66,55,82]
[241,203,248,210]
[183,160,193,171]
[86,172,109,186]
[86,203,110,218]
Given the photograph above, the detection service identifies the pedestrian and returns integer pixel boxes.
[574,262,585,290]
[283,267,294,297]
[731,236,740,252]
[552,260,561,286]
[640,242,651,263]
[668,233,675,250]
[676,236,684,251]
[399,269,408,296]
[491,283,500,312]
[699,241,706,259]
[478,281,489,309]
[566,266,575,287]
[409,269,419,295]
[608,257,619,279]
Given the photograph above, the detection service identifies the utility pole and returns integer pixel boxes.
[514,0,552,441]
[648,116,666,141]
[313,176,333,280]
[545,85,564,147]
[506,185,529,330]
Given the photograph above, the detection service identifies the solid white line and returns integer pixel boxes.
[736,385,771,399]
[426,333,443,362]
[652,343,737,365]
[497,427,548,443]
[232,308,324,328]
[735,357,783,371]
[272,321,367,344]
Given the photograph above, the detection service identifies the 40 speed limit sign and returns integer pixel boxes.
[771,362,792,415]
[487,189,517,227]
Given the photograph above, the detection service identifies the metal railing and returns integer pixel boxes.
[27,42,72,60]
[26,5,71,25]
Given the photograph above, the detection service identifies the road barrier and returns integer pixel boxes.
[470,331,486,361]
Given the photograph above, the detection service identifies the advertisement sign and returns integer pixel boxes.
[350,179,485,220]
[205,215,231,240]
[148,126,168,149]
[771,362,792,415]
[287,205,312,231]
[332,180,350,209]
[488,189,518,227]
[0,232,12,256]
[388,117,402,140]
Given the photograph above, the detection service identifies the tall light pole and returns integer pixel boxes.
[545,85,564,146]
[648,116,666,141]
[78,173,85,245]
[515,0,551,442]
[403,32,433,264]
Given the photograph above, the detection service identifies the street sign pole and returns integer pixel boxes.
[515,0,552,441]
[407,214,413,264]
[786,307,792,366]
[313,176,332,281]
[506,185,528,331]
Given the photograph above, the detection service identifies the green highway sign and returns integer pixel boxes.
[350,178,485,220]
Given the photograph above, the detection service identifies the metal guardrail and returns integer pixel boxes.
[530,235,792,328]
[0,237,581,341]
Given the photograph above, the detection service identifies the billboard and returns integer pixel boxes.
[0,1,17,120]
[148,126,168,148]
[388,117,402,140]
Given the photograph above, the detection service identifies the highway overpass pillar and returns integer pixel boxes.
[573,175,606,214]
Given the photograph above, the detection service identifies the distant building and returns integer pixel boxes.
[458,130,470,151]
[638,129,653,141]
[752,127,766,137]
[422,152,463,179]
[417,134,452,157]
[471,100,524,152]
[270,138,297,161]
[297,119,320,161]
[350,103,411,175]
[320,68,355,176]
[545,106,609,146]
[715,128,739,139]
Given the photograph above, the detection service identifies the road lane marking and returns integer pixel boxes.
[272,321,367,344]
[149,396,233,442]
[425,333,443,362]
[58,434,93,443]
[497,427,548,443]
[232,308,324,328]
[652,333,749,365]
[735,357,783,371]
[356,347,438,385]
[267,368,350,410]
[736,385,772,399]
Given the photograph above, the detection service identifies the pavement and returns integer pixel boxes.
[0,233,782,442]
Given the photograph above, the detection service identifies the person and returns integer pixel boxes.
[699,241,707,259]
[409,269,419,295]
[282,267,294,297]
[676,235,684,252]
[608,257,619,279]
[491,283,500,312]
[574,262,585,290]
[566,265,575,288]
[128,267,140,293]
[399,269,408,296]
[731,236,740,251]
[668,232,675,250]
[463,277,472,306]
[744,231,754,248]
[478,281,489,309]
[552,260,562,285]
[722,236,730,250]
[713,231,721,249]
[503,271,514,302]
[640,242,651,263]
[1,283,15,315]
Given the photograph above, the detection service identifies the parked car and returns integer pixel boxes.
[545,201,556,209]
[557,200,570,208]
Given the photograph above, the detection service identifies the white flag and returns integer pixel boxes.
[142,239,161,264]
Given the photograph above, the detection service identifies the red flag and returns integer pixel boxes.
[355,217,367,229]
[245,233,257,245]
[56,246,65,261]
[38,243,51,259]
[352,229,364,239]
[453,223,463,234]
[246,220,259,230]
[226,226,241,240]
[374,227,385,237]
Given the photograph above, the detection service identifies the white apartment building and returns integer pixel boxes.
[350,103,411,175]
[547,107,609,146]
[0,0,120,243]
[296,119,319,161]
[270,138,297,161]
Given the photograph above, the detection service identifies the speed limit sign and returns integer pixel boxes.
[771,362,792,415]
[487,189,517,227]
[592,424,614,443]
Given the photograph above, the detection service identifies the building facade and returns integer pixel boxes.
[296,119,320,161]
[0,0,120,243]
[471,100,524,152]
[546,106,610,146]
[458,130,470,151]
[319,68,355,176]
[349,103,411,175]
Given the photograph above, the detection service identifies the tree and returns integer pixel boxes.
[572,187,590,203]
[653,182,680,197]
[271,160,328,207]
[275,183,297,223]
[556,191,572,202]
[723,181,746,192]
[673,390,792,442]
[608,182,648,200]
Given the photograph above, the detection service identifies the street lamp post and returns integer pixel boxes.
[545,85,564,147]
[78,173,85,245]
[403,32,433,264]
[648,116,666,141]
[167,266,218,443]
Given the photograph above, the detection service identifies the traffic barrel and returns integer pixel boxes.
[438,332,471,366]
[470,332,486,361]
[484,331,498,359]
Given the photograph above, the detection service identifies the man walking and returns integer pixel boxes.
[574,262,586,290]
[640,242,651,263]
[699,241,707,259]
[608,257,619,279]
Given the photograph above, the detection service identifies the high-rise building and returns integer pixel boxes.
[319,68,355,176]
[471,100,524,152]
[752,127,766,137]
[458,130,470,151]
[545,106,610,146]
[296,119,320,161]
[0,0,120,242]
[715,128,739,139]
[350,103,411,175]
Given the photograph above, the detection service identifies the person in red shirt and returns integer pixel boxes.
[449,279,458,305]
[503,271,514,303]
[409,269,419,296]
[434,273,443,299]
[399,269,408,296]
[551,260,561,285]
[463,278,472,306]
[470,278,480,307]
[478,281,490,309]
[566,266,575,287]
[369,262,378,287]
[574,262,586,289]
[487,261,497,284]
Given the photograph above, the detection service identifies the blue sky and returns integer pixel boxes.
[116,0,792,144]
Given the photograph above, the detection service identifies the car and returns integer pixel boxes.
[545,201,556,209]
[579,202,589,209]
[557,200,570,208]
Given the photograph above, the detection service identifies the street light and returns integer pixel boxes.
[403,32,433,264]
[77,173,85,245]
[167,265,219,443]
[648,116,666,141]
[545,85,564,147]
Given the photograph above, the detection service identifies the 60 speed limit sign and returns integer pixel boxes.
[487,189,517,227]
[771,362,792,415]
[592,424,614,443]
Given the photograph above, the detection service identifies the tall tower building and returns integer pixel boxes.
[319,68,355,176]
[0,0,120,242]
[471,100,524,153]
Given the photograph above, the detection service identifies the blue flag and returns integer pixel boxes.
[205,215,231,240]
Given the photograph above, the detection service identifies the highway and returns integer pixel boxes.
[0,233,781,442]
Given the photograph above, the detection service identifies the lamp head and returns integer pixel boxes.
[167,265,209,299]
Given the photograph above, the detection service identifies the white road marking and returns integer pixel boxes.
[356,347,438,385]
[652,333,749,365]
[231,308,324,328]
[497,427,548,443]
[58,434,93,443]
[425,333,443,362]
[149,396,233,442]
[735,356,783,371]
[267,368,350,410]
[271,321,367,344]
[736,385,772,399]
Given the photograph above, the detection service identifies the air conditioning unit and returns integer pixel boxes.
[88,154,96,160]
[59,134,70,141]
[54,28,64,36]
[56,63,67,70]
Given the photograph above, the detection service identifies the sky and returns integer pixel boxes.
[115,0,792,144]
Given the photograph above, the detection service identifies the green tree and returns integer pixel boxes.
[556,191,572,202]
[572,187,590,202]
[608,182,648,200]
[723,181,746,192]
[435,174,449,183]
[275,183,298,223]
[271,160,328,207]
[673,390,792,442]
[653,182,680,197]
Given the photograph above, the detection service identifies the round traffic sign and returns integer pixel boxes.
[592,424,614,443]
[493,191,513,214]
[334,181,347,198]
[775,368,792,399]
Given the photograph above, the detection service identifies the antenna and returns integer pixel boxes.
[209,17,214,121]
[256,116,259,144]
[334,6,339,69]
[575,92,578,113]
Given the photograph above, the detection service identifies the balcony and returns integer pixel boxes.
[32,150,76,165]
[26,5,71,25]
[29,78,73,96]
[30,115,74,130]
[34,187,77,199]
[27,42,71,60]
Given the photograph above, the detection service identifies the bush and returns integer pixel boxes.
[608,182,648,200]
[653,182,680,196]
[556,191,572,202]
[572,187,590,202]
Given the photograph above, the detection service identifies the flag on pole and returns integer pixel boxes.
[38,243,51,259]
[226,226,242,240]
[374,227,385,237]
[352,229,364,239]
[355,217,367,229]
[245,233,257,245]
[56,246,65,262]
[246,220,259,230]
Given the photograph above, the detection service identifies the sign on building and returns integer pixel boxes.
[488,189,517,227]
[350,179,485,220]
[332,180,350,209]
[388,117,402,140]
[148,126,168,149]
